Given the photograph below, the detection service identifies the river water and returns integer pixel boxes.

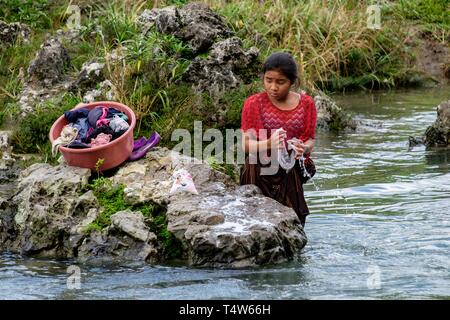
[1,86,449,300]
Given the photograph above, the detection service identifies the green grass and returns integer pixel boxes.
[84,176,183,259]
[202,0,448,91]
[10,92,81,162]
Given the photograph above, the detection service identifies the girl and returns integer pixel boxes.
[240,52,317,227]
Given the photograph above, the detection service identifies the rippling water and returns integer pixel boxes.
[1,86,450,299]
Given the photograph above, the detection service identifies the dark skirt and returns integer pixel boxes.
[240,156,310,226]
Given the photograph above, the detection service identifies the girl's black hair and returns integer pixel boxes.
[263,52,298,84]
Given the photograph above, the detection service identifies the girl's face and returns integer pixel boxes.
[263,69,292,101]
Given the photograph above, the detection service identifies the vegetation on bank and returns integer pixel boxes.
[0,0,448,165]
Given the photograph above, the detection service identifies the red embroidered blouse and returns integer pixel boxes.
[241,92,317,142]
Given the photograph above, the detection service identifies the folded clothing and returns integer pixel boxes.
[52,124,78,156]
[83,126,127,143]
[64,108,90,123]
[90,133,112,147]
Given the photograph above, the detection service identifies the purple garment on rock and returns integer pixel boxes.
[128,131,161,161]
[133,137,147,151]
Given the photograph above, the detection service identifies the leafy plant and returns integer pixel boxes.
[11,93,81,161]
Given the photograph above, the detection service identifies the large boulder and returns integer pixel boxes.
[27,38,71,88]
[137,3,233,55]
[137,4,259,97]
[19,38,72,114]
[183,37,259,97]
[423,100,450,147]
[112,147,307,267]
[314,95,357,131]
[3,164,92,256]
[1,149,307,267]
[0,162,161,262]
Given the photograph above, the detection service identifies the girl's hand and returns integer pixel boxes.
[269,128,287,149]
[289,139,308,159]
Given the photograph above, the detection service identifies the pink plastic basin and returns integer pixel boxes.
[49,101,136,171]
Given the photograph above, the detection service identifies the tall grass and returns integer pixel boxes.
[389,0,450,42]
[201,0,430,91]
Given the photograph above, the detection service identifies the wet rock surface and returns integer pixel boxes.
[113,147,307,267]
[314,95,357,131]
[424,100,450,147]
[0,149,307,267]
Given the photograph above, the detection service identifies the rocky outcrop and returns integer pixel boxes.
[137,3,259,97]
[183,37,259,97]
[0,131,19,209]
[18,36,112,113]
[423,100,450,147]
[112,147,307,267]
[69,60,105,93]
[19,38,73,114]
[0,20,30,45]
[3,164,92,256]
[27,38,71,88]
[0,162,158,262]
[0,148,307,267]
[314,95,357,131]
[137,3,232,55]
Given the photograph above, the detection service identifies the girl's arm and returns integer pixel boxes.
[241,129,287,154]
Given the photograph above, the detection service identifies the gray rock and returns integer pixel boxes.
[314,95,357,131]
[77,227,159,263]
[424,100,450,147]
[113,147,307,267]
[27,38,71,88]
[177,3,233,54]
[137,3,232,55]
[408,135,424,149]
[0,131,15,170]
[183,37,260,97]
[110,210,157,243]
[5,163,91,256]
[0,131,11,153]
[82,80,114,103]
[3,148,307,267]
[70,60,105,93]
[0,20,30,45]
